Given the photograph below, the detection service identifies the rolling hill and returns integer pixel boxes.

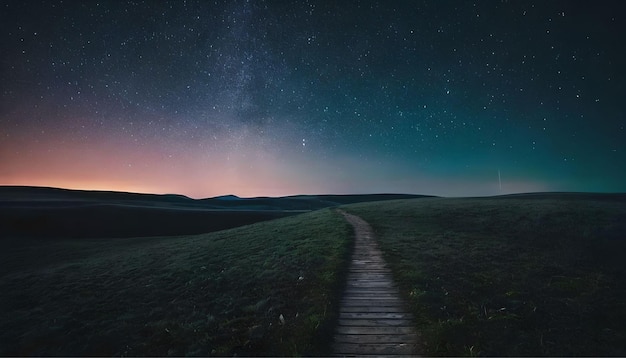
[0,186,429,238]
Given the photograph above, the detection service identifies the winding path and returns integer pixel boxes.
[333,211,420,357]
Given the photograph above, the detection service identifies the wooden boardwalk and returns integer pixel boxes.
[333,211,420,357]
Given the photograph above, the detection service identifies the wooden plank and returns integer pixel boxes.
[345,274,393,280]
[341,300,405,307]
[346,280,396,288]
[344,288,399,294]
[333,342,417,355]
[343,291,399,296]
[346,280,394,284]
[349,269,391,272]
[344,284,397,289]
[338,319,415,327]
[346,276,393,283]
[346,284,399,293]
[348,268,392,272]
[341,298,403,305]
[336,326,417,335]
[340,306,407,313]
[342,293,401,298]
[347,274,393,278]
[344,288,399,293]
[344,285,397,290]
[343,292,400,298]
[352,260,386,265]
[340,312,412,319]
[350,262,388,265]
[350,265,389,271]
[345,285,397,291]
[334,333,418,344]
[333,341,417,352]
[342,298,402,303]
[349,270,390,274]
[346,281,396,287]
[351,260,386,265]
[342,297,403,303]
[352,256,385,259]
[343,289,399,295]
[350,263,386,267]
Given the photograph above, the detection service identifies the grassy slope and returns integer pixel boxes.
[0,209,351,356]
[1,206,298,238]
[344,196,626,356]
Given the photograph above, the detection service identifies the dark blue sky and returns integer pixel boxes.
[1,0,625,197]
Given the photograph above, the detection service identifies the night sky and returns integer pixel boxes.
[1,1,625,198]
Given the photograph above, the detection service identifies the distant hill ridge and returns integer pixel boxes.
[0,186,432,239]
[0,186,192,203]
[0,186,432,210]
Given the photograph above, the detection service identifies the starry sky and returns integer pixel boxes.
[1,1,625,198]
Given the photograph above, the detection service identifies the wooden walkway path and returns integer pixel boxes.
[333,211,420,357]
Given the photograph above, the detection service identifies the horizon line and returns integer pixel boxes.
[1,184,624,201]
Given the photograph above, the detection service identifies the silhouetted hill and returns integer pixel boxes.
[0,186,432,238]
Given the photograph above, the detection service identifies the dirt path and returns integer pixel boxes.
[333,210,421,356]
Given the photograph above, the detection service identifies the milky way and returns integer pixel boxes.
[1,1,625,198]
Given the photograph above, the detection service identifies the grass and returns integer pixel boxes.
[344,195,626,356]
[1,205,301,238]
[0,208,352,356]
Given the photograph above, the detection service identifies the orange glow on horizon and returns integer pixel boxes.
[0,130,336,198]
[0,126,557,198]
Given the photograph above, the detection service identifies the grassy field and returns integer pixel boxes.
[4,193,625,356]
[344,195,626,356]
[0,208,351,356]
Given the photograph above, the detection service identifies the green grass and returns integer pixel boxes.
[344,196,626,356]
[0,208,352,356]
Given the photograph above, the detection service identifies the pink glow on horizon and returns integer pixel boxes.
[1,127,556,198]
[0,130,338,198]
